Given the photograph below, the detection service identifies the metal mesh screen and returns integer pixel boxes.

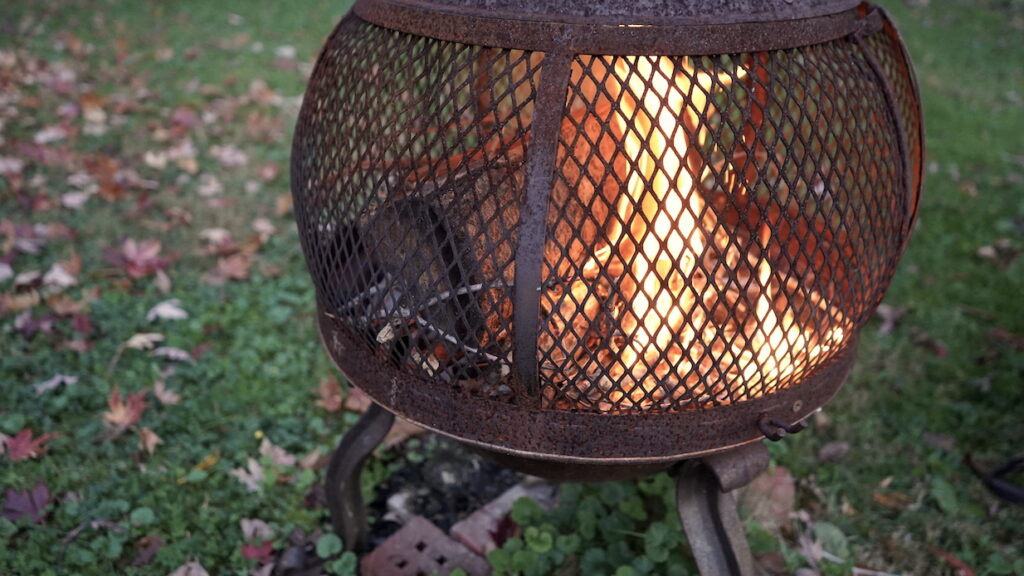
[293,16,541,399]
[539,42,903,413]
[293,16,914,415]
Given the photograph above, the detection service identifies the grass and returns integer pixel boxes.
[1,0,1022,574]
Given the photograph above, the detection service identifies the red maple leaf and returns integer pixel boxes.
[3,429,55,461]
[241,540,274,563]
[104,239,173,279]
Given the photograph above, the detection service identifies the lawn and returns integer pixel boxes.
[1,0,1022,575]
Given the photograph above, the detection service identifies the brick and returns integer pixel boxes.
[361,516,489,576]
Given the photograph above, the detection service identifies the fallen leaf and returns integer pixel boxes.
[275,194,293,217]
[105,239,172,279]
[872,491,912,510]
[241,518,275,541]
[299,449,326,470]
[153,379,181,405]
[209,144,249,168]
[231,458,265,492]
[193,452,221,472]
[817,442,850,463]
[343,386,374,413]
[251,217,276,243]
[196,173,223,197]
[167,560,210,576]
[125,332,164,350]
[131,535,165,567]
[102,388,148,438]
[61,190,93,210]
[912,330,948,357]
[152,346,194,363]
[315,377,343,412]
[875,304,907,335]
[154,270,172,294]
[987,327,1024,351]
[922,431,956,452]
[0,156,25,175]
[241,540,274,563]
[2,481,51,524]
[384,420,425,448]
[138,428,163,455]
[14,270,41,288]
[43,263,77,289]
[929,547,976,576]
[34,125,68,145]
[259,437,296,467]
[205,254,252,285]
[2,429,55,461]
[146,299,188,322]
[738,466,795,530]
[33,373,78,394]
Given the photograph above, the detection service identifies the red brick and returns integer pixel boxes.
[361,516,489,576]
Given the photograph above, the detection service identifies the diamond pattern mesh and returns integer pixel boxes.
[293,16,541,400]
[293,16,914,414]
[539,41,903,412]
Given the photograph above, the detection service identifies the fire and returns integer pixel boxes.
[562,55,848,409]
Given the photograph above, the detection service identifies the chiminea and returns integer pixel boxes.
[291,0,922,573]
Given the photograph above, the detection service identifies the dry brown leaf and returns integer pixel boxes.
[259,437,296,467]
[241,518,275,541]
[738,466,795,530]
[275,194,293,217]
[153,379,181,406]
[168,560,210,576]
[125,333,164,350]
[873,491,913,510]
[231,458,265,492]
[315,377,343,413]
[138,427,163,455]
[102,388,148,439]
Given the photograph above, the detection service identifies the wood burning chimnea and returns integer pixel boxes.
[291,0,922,573]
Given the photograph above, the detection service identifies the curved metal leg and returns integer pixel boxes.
[325,402,395,552]
[677,443,769,576]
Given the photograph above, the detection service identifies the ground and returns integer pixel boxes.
[0,0,1022,575]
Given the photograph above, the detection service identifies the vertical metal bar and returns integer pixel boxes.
[513,52,573,395]
[325,402,396,552]
[852,9,913,242]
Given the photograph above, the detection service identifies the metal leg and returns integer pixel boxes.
[677,442,770,576]
[325,402,395,552]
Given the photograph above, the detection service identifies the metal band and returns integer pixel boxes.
[513,52,573,394]
[354,0,868,55]
[318,311,858,463]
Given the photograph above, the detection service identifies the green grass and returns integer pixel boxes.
[1,0,1023,574]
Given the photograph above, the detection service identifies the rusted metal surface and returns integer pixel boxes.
[292,1,922,461]
[354,0,868,55]
[325,403,395,552]
[317,312,857,461]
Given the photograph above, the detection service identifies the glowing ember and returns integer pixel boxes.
[542,55,849,411]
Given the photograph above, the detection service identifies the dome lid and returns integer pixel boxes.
[364,0,862,26]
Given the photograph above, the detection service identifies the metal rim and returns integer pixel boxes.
[353,0,873,55]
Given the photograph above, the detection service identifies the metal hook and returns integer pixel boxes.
[757,412,807,441]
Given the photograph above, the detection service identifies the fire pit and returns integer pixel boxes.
[291,0,922,572]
